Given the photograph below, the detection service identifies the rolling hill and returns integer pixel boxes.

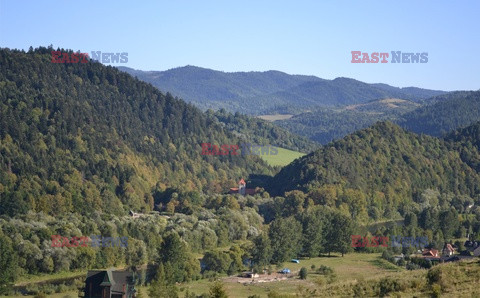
[398,91,480,136]
[269,122,480,220]
[118,66,446,115]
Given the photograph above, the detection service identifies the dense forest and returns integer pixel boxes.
[209,109,318,153]
[398,91,480,136]
[270,121,480,222]
[0,47,275,217]
[276,91,480,145]
[275,105,402,144]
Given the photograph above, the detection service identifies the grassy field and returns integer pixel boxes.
[259,147,305,167]
[7,254,480,297]
[179,253,403,297]
[256,114,294,121]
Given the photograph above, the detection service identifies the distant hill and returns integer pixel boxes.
[210,109,318,154]
[397,91,480,136]
[371,83,446,102]
[277,91,480,145]
[275,97,417,144]
[118,66,446,115]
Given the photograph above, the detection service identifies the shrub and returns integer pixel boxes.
[377,278,401,297]
[316,265,334,275]
[299,267,308,279]
[431,284,442,298]
[406,262,421,270]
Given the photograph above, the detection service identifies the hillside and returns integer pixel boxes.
[209,109,318,154]
[277,91,480,144]
[276,98,418,144]
[269,121,480,219]
[118,66,445,115]
[444,120,480,172]
[398,90,480,136]
[0,47,274,217]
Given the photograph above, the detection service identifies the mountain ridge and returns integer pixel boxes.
[117,66,446,114]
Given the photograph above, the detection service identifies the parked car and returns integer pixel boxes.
[291,259,300,263]
[280,268,291,274]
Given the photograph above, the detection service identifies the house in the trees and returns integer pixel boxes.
[229,179,256,196]
[422,248,439,258]
[84,269,136,298]
[442,243,455,256]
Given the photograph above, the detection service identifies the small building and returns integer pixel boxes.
[229,179,256,196]
[291,259,300,263]
[442,243,455,256]
[422,248,439,258]
[84,269,136,298]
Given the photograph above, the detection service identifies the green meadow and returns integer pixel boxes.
[260,147,306,167]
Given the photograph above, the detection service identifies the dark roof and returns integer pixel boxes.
[85,270,135,297]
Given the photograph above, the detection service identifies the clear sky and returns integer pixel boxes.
[1,0,479,91]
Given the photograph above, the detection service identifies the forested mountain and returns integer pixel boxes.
[117,66,323,114]
[276,99,418,144]
[269,121,480,221]
[398,91,480,136]
[118,66,445,115]
[371,83,446,101]
[209,109,318,153]
[277,91,480,145]
[0,47,274,217]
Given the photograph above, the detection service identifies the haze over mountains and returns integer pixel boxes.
[118,66,446,115]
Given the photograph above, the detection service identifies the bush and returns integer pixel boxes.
[410,257,432,269]
[299,267,308,279]
[431,284,442,298]
[316,265,334,275]
[377,278,401,297]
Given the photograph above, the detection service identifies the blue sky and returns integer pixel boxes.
[1,0,479,91]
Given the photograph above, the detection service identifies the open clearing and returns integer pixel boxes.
[259,147,306,167]
[180,253,402,297]
[256,114,294,121]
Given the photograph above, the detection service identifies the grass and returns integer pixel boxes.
[180,253,403,298]
[8,254,480,297]
[256,114,294,121]
[3,290,80,298]
[13,270,86,286]
[259,147,305,167]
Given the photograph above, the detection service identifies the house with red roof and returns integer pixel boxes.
[229,179,256,196]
